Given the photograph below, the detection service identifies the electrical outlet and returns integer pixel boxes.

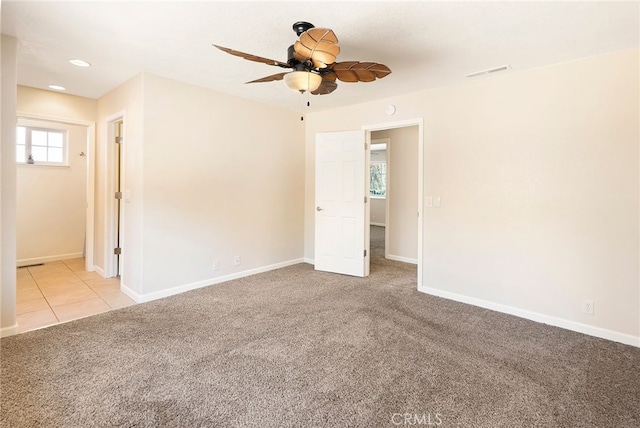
[233,256,241,266]
[582,300,594,315]
[212,260,219,271]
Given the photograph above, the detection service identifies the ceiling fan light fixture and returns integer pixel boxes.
[284,71,322,93]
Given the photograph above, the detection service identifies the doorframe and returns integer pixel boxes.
[104,112,125,278]
[362,118,424,288]
[16,111,96,271]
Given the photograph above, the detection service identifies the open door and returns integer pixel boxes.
[315,130,369,277]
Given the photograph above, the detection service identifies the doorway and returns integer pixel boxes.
[15,114,96,271]
[364,119,424,287]
[370,127,420,265]
[313,118,424,287]
[105,115,124,279]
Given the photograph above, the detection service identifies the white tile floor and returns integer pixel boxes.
[16,258,136,333]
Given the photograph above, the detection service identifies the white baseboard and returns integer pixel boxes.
[120,282,139,302]
[94,265,106,277]
[386,254,418,265]
[0,323,18,338]
[419,286,640,348]
[121,258,306,304]
[303,258,314,265]
[17,252,84,267]
[370,222,386,227]
[93,265,106,278]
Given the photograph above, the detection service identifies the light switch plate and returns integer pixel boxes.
[426,196,433,207]
[434,196,441,208]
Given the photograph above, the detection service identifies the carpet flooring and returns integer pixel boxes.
[2,226,639,427]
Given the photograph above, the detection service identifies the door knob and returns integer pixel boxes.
[316,206,323,211]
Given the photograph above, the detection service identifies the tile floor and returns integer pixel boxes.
[16,258,136,333]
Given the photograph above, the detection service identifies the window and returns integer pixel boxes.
[370,162,387,197]
[16,126,67,165]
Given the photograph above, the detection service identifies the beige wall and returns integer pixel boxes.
[370,199,386,226]
[16,121,87,264]
[96,73,305,299]
[305,49,640,343]
[17,86,97,122]
[141,74,304,294]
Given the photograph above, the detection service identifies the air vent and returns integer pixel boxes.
[465,64,511,78]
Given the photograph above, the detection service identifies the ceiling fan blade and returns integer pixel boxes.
[246,73,288,84]
[293,28,340,68]
[321,72,337,82]
[331,61,391,83]
[213,45,290,68]
[311,78,338,95]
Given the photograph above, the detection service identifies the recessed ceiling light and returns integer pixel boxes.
[48,85,66,91]
[69,59,91,67]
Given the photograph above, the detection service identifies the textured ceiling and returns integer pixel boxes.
[2,1,639,112]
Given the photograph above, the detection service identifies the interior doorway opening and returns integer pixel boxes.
[364,119,423,288]
[15,114,96,271]
[105,115,124,279]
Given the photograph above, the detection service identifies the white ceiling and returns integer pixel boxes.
[2,1,639,112]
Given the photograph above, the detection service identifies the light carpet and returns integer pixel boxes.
[2,226,639,427]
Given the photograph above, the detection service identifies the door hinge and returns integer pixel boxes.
[364,196,368,203]
[365,142,368,150]
[115,191,123,199]
[115,137,123,144]
[114,247,122,255]
[364,249,367,257]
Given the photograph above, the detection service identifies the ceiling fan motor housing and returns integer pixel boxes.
[292,21,314,36]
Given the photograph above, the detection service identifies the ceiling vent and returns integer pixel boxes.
[465,64,511,78]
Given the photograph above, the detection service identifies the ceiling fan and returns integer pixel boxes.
[213,21,391,95]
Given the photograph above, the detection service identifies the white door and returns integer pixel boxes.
[315,130,368,277]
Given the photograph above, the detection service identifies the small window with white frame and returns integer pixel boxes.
[16,124,68,165]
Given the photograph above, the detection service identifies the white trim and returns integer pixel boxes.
[419,286,640,348]
[121,259,306,303]
[370,222,386,227]
[384,139,391,260]
[363,118,424,288]
[0,323,19,338]
[16,112,96,272]
[303,258,315,264]
[365,132,371,277]
[94,265,106,278]
[17,252,84,267]
[386,254,418,265]
[86,123,96,272]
